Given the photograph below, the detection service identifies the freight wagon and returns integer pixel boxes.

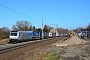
[49,32,53,38]
[56,32,60,37]
[43,32,49,39]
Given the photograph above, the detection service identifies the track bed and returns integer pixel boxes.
[0,37,69,60]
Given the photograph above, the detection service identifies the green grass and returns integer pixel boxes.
[28,52,64,60]
[29,51,64,60]
[35,53,44,60]
[43,52,63,60]
[48,53,59,60]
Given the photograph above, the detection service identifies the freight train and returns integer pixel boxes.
[9,30,60,43]
[77,31,90,38]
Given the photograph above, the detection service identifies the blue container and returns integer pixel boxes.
[38,32,42,37]
[44,32,49,39]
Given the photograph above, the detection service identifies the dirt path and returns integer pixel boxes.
[0,39,9,44]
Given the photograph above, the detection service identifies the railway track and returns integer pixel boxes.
[0,37,69,60]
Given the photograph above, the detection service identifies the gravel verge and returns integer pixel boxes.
[33,37,90,60]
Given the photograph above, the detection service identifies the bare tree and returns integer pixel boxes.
[2,27,10,32]
[43,25,52,32]
[0,27,10,39]
[12,20,32,31]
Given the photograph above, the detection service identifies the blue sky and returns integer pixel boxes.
[0,0,90,30]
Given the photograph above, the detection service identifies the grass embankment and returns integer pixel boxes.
[46,52,63,60]
[36,52,63,60]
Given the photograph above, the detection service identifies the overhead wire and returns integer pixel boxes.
[0,15,40,28]
[18,0,42,25]
[0,15,18,28]
[0,15,17,21]
[0,5,27,20]
[0,3,41,23]
[18,0,42,27]
[0,15,39,30]
[18,0,42,18]
[0,15,17,25]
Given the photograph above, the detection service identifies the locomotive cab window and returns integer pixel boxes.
[10,33,17,36]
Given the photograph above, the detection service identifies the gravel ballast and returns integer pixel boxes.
[53,36,84,46]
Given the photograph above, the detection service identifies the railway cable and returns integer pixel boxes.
[18,0,42,18]
[0,15,17,21]
[0,4,29,21]
[0,3,41,23]
[0,15,18,27]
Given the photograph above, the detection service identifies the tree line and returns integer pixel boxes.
[73,23,90,32]
[0,20,90,40]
